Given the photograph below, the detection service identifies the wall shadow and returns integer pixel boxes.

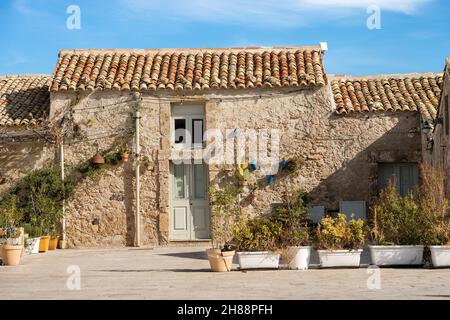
[124,160,135,246]
[307,112,422,219]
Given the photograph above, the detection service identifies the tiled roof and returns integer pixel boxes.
[50,47,327,92]
[331,73,444,120]
[0,75,51,126]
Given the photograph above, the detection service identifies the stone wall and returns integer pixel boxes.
[50,84,422,247]
[429,67,450,194]
[205,86,421,213]
[0,130,54,195]
[51,91,163,247]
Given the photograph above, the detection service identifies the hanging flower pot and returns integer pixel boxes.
[92,153,105,165]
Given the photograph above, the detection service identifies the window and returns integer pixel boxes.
[171,105,205,148]
[192,119,204,145]
[378,163,418,197]
[174,119,186,144]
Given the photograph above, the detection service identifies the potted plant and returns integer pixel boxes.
[14,168,71,254]
[273,189,312,270]
[369,183,425,266]
[0,195,24,266]
[316,214,366,268]
[1,227,24,266]
[48,229,59,251]
[24,224,41,255]
[233,215,282,269]
[38,209,62,253]
[419,164,450,267]
[207,185,241,272]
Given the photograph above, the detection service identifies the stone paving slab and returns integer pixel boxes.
[1,247,449,300]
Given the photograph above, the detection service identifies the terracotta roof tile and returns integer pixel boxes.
[0,75,51,127]
[50,47,327,92]
[332,73,443,120]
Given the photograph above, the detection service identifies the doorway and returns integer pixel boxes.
[169,161,210,240]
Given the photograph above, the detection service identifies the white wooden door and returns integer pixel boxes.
[170,162,210,240]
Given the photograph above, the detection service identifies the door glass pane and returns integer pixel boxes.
[173,165,185,198]
[193,164,206,199]
[192,119,204,145]
[174,119,186,144]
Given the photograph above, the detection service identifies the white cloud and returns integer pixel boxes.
[12,0,34,15]
[298,0,431,15]
[119,0,432,27]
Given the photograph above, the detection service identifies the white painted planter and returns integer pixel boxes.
[317,249,362,268]
[237,252,280,269]
[26,237,40,255]
[369,245,424,266]
[286,246,311,270]
[429,246,450,268]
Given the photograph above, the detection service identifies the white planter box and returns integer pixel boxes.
[286,246,311,270]
[237,252,280,269]
[317,249,362,268]
[25,237,40,255]
[369,245,424,266]
[429,246,450,268]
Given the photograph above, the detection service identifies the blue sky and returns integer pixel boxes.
[0,0,449,76]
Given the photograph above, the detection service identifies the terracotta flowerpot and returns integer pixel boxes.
[2,244,23,266]
[206,249,235,272]
[238,180,248,186]
[92,153,105,165]
[48,237,59,250]
[122,153,129,162]
[39,236,50,253]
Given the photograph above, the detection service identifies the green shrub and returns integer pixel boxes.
[209,185,241,250]
[0,194,22,229]
[372,183,425,245]
[232,216,282,252]
[271,189,311,247]
[418,163,450,245]
[316,214,366,250]
[12,167,74,236]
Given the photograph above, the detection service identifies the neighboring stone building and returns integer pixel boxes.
[0,46,447,248]
[0,75,54,195]
[428,58,450,194]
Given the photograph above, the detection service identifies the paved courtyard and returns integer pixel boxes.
[1,246,449,299]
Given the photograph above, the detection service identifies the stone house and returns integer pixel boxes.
[0,75,54,195]
[0,46,447,248]
[428,58,450,193]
